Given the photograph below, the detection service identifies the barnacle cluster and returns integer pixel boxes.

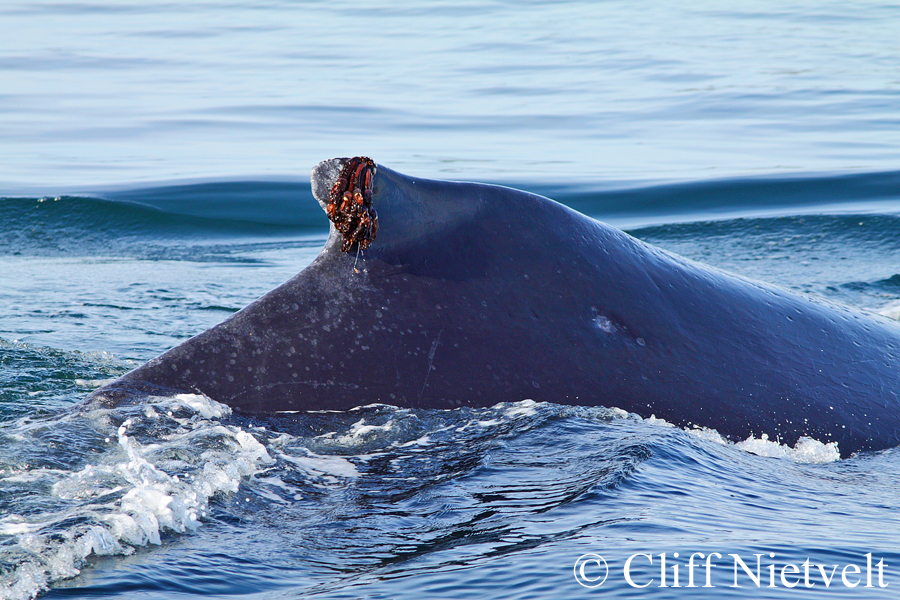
[326,156,379,252]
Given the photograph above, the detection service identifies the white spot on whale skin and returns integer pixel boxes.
[593,315,615,333]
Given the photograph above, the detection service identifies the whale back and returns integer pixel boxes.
[86,158,900,457]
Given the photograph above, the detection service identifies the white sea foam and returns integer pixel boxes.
[623,411,841,463]
[167,393,231,419]
[0,394,274,600]
[278,450,360,480]
[502,399,538,418]
[347,418,394,438]
[73,378,116,389]
[460,399,544,430]
[322,418,396,445]
[735,434,840,463]
[398,435,432,448]
[877,302,900,321]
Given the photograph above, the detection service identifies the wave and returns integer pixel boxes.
[4,170,900,256]
[0,389,843,600]
[0,182,323,255]
[539,168,900,228]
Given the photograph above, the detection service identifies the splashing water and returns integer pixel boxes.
[0,395,273,599]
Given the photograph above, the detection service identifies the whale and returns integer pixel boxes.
[84,157,900,457]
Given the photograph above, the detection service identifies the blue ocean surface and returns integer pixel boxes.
[3,1,900,599]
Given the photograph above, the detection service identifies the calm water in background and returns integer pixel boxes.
[1,0,899,189]
[3,1,900,599]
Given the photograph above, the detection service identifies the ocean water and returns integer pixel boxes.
[3,1,900,599]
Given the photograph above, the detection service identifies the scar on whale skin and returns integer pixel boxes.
[326,156,379,252]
